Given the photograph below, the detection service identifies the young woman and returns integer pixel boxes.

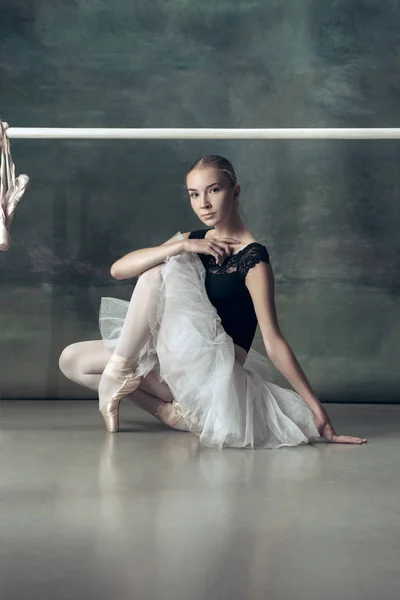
[59,155,367,449]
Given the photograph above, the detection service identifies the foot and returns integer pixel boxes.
[99,355,142,433]
[154,401,191,432]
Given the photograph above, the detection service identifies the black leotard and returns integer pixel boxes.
[188,229,270,352]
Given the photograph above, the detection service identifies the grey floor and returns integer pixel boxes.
[0,401,399,600]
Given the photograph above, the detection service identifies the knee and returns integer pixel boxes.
[138,264,163,285]
[59,343,80,378]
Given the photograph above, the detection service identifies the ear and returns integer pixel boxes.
[233,183,241,199]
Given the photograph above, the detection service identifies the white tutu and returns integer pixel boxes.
[99,233,320,449]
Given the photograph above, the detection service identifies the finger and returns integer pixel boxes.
[217,242,233,255]
[332,435,368,444]
[213,240,232,251]
[216,240,240,248]
[209,245,225,264]
[210,242,227,259]
[211,242,224,254]
[217,241,238,258]
[217,237,241,243]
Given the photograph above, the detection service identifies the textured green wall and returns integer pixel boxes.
[1,0,400,401]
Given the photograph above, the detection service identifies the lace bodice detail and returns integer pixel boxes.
[187,229,270,351]
[188,229,270,278]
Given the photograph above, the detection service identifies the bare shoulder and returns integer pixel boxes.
[241,234,259,246]
[234,232,260,254]
[241,229,259,245]
[161,231,191,245]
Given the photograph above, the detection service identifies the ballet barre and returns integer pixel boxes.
[5,127,400,140]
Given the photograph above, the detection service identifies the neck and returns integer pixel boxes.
[211,210,248,239]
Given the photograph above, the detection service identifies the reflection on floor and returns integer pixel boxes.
[0,401,399,600]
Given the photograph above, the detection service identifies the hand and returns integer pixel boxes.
[313,413,367,445]
[184,237,241,266]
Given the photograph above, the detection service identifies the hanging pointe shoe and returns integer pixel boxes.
[0,175,30,251]
[0,120,30,251]
[0,204,8,252]
[5,174,30,226]
[99,355,142,433]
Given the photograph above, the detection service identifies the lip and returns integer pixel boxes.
[202,213,215,219]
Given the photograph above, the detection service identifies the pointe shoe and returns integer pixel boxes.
[5,174,30,225]
[0,205,8,252]
[0,175,30,252]
[155,400,184,429]
[99,356,142,433]
[155,401,200,433]
[0,120,30,252]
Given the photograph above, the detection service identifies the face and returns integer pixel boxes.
[186,167,239,226]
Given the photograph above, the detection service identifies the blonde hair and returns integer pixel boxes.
[187,155,238,188]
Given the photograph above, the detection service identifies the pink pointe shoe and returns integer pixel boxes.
[155,401,201,433]
[0,174,30,251]
[0,120,30,252]
[99,356,142,433]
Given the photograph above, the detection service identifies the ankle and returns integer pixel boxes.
[104,355,140,381]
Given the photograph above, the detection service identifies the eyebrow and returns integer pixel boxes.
[187,182,221,192]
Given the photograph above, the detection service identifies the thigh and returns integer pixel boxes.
[77,340,173,402]
[69,340,113,373]
[63,340,174,402]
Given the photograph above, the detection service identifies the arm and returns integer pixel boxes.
[110,232,190,280]
[245,261,328,419]
[246,262,367,444]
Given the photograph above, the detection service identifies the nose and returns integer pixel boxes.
[200,192,211,208]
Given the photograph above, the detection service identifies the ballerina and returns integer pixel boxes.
[60,155,367,448]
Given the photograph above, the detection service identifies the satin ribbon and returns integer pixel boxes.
[0,119,30,251]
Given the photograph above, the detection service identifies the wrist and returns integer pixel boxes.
[313,406,329,421]
[301,390,326,415]
[165,240,186,257]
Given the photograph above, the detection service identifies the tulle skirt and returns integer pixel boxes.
[99,234,320,449]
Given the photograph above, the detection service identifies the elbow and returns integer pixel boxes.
[110,261,138,280]
[110,262,124,280]
[264,333,286,358]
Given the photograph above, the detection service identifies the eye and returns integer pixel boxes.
[211,187,220,193]
[190,192,199,198]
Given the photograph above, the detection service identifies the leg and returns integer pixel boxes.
[98,265,165,431]
[59,340,189,430]
[59,340,112,392]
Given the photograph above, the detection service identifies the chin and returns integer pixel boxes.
[201,215,219,225]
